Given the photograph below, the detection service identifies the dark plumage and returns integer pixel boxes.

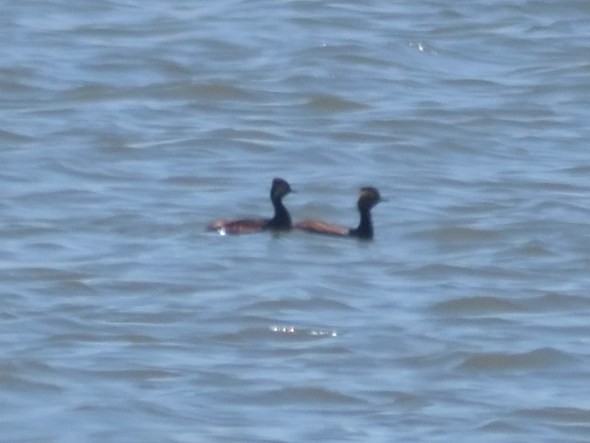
[207,178,293,235]
[295,187,382,240]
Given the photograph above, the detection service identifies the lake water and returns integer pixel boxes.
[1,1,590,442]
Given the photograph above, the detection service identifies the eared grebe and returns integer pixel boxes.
[207,178,293,235]
[295,187,382,240]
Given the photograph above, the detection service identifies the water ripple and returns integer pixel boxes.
[459,347,578,373]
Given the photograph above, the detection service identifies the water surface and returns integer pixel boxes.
[1,1,590,442]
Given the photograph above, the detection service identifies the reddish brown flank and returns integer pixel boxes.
[207,178,293,235]
[295,187,382,240]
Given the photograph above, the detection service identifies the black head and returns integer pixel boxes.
[270,178,293,201]
[357,186,381,210]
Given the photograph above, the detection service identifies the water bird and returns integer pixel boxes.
[295,187,382,240]
[207,178,293,235]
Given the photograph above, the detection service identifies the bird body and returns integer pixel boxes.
[208,178,293,235]
[295,187,381,240]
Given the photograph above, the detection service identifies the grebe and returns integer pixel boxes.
[295,187,382,240]
[207,178,293,235]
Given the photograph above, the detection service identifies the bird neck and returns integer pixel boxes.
[270,197,291,229]
[351,207,373,239]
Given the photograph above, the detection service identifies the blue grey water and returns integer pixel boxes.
[1,1,589,441]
